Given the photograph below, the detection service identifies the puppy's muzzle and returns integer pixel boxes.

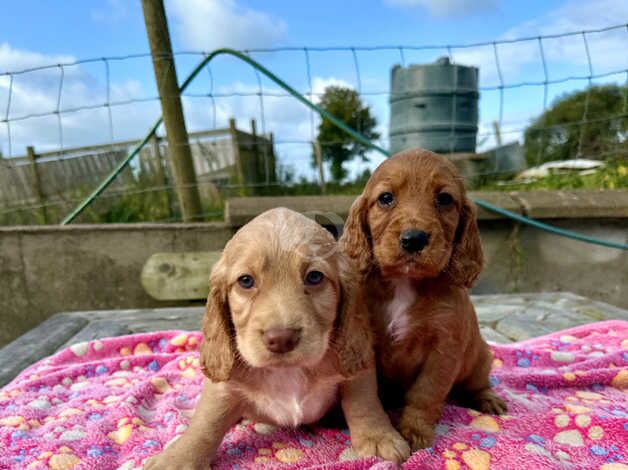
[262,328,302,353]
[400,229,430,254]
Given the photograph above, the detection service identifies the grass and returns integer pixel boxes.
[476,157,628,192]
[2,157,626,226]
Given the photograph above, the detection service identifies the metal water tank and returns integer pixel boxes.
[389,57,479,154]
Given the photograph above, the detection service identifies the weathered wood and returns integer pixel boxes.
[0,308,206,386]
[26,146,48,223]
[58,320,132,351]
[1,293,627,388]
[313,140,326,194]
[141,251,222,300]
[230,118,246,195]
[66,308,205,331]
[142,0,203,222]
[64,307,205,323]
[0,314,88,386]
[225,195,357,228]
[479,326,512,344]
[123,317,204,333]
[9,128,229,161]
[1,126,270,211]
[151,135,174,218]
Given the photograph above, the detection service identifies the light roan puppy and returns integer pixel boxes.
[146,207,410,469]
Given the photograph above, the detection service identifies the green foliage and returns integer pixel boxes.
[0,178,223,226]
[524,84,627,166]
[478,156,628,191]
[315,86,379,182]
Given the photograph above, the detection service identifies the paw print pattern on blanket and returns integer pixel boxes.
[441,442,491,470]
[1,321,627,469]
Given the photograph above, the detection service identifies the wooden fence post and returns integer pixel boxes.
[313,140,326,194]
[229,118,246,196]
[141,0,203,222]
[26,146,48,224]
[250,119,261,185]
[150,135,174,218]
[492,121,503,147]
[268,133,276,183]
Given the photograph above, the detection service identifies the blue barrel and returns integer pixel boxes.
[389,57,479,154]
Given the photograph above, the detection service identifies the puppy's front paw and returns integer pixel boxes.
[399,406,436,451]
[470,388,508,415]
[352,427,411,464]
[144,444,211,470]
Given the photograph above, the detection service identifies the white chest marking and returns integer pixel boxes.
[385,279,417,342]
[249,368,338,427]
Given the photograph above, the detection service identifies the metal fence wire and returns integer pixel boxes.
[0,23,626,227]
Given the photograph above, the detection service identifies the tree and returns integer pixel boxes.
[524,84,627,166]
[315,86,379,182]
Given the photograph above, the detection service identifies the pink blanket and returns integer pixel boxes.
[1,321,627,470]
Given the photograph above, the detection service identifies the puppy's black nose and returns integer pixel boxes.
[262,328,302,353]
[400,230,430,253]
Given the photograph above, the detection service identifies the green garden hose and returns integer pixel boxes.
[61,49,628,251]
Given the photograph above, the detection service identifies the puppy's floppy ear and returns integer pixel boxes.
[447,197,484,288]
[340,195,371,276]
[332,254,374,377]
[199,258,234,382]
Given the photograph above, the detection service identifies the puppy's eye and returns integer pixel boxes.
[237,274,255,289]
[436,192,454,207]
[304,270,324,286]
[377,192,395,207]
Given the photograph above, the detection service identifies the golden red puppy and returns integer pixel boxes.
[340,148,507,450]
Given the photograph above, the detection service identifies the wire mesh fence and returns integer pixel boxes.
[0,23,626,224]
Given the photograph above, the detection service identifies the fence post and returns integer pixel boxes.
[313,140,326,194]
[268,133,276,183]
[26,146,48,224]
[150,135,174,219]
[229,118,246,196]
[141,0,203,222]
[250,119,260,183]
[492,121,503,147]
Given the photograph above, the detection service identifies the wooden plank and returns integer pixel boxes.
[26,146,48,223]
[225,195,356,228]
[123,316,204,333]
[141,251,222,300]
[14,166,33,201]
[229,118,246,194]
[0,167,12,203]
[62,307,205,323]
[0,314,88,387]
[58,320,132,351]
[1,293,626,390]
[9,128,228,161]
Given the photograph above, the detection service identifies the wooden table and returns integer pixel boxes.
[1,292,627,387]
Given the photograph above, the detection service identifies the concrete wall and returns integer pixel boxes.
[0,223,234,347]
[1,190,626,347]
[476,218,627,303]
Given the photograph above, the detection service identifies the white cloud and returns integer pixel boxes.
[385,0,496,16]
[2,0,626,181]
[0,43,155,156]
[167,0,286,51]
[0,43,74,74]
[0,53,354,180]
[311,77,353,97]
[452,0,628,87]
[506,0,628,37]
[179,77,377,181]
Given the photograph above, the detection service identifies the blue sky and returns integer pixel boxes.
[1,0,627,179]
